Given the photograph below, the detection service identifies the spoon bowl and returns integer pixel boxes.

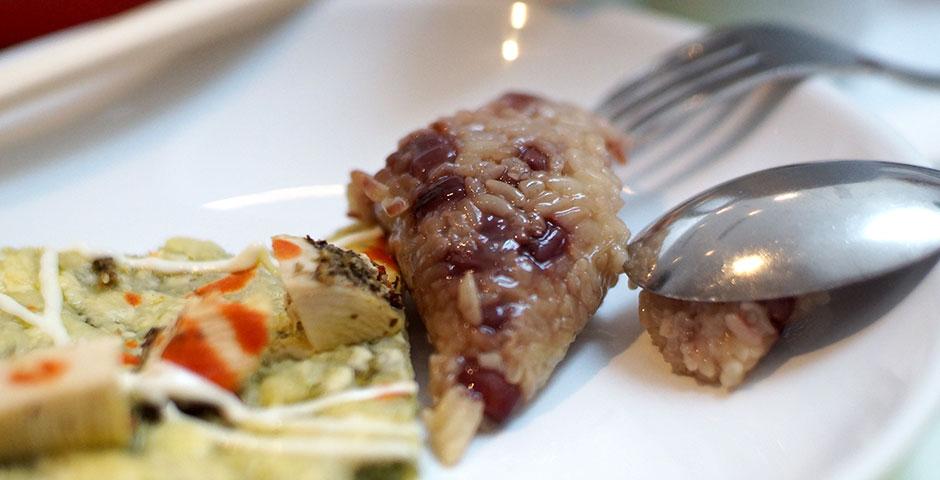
[626,160,940,302]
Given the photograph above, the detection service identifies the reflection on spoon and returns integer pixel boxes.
[626,160,940,302]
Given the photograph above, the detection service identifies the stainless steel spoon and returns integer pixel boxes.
[625,160,940,302]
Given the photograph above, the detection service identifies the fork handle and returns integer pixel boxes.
[859,57,940,89]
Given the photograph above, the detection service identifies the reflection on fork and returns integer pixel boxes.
[596,23,940,142]
[621,80,799,193]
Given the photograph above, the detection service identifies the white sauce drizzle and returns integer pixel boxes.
[248,381,418,423]
[167,406,419,460]
[74,243,271,274]
[0,294,45,332]
[239,415,421,437]
[0,244,272,343]
[126,361,418,431]
[38,250,68,345]
[0,249,69,344]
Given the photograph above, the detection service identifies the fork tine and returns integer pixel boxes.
[600,41,748,122]
[614,54,768,135]
[595,29,739,117]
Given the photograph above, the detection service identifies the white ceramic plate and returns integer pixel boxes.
[0,1,937,479]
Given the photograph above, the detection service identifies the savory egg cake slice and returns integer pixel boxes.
[349,93,631,463]
[0,235,418,480]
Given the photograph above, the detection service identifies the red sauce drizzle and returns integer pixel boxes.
[124,292,142,307]
[160,316,238,391]
[9,358,68,385]
[194,267,256,297]
[220,303,268,355]
[121,352,141,366]
[272,238,302,260]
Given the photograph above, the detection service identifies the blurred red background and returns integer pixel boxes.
[0,0,152,49]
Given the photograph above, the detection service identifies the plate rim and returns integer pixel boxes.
[0,2,935,479]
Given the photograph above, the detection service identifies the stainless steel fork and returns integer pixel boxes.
[597,23,940,136]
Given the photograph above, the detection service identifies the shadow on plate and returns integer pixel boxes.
[405,296,434,409]
[505,299,652,425]
[745,252,940,386]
